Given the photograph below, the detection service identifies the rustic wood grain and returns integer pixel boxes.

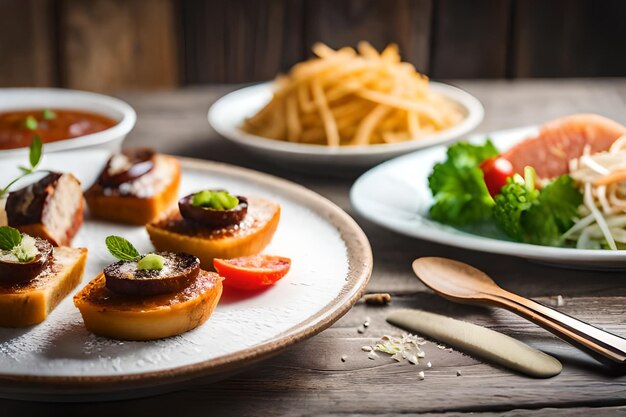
[512,0,626,77]
[303,0,432,73]
[3,80,626,414]
[4,1,626,88]
[430,0,512,78]
[2,296,625,414]
[181,0,304,83]
[58,0,179,92]
[0,0,56,87]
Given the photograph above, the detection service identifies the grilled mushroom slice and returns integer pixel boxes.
[0,237,53,284]
[99,148,155,187]
[178,194,248,228]
[103,252,200,296]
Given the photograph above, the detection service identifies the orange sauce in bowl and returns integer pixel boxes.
[0,109,118,150]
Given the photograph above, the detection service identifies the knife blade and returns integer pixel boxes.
[387,309,562,378]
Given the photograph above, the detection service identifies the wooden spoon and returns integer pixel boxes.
[412,257,626,368]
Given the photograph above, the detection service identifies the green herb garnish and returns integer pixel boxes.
[105,235,164,270]
[42,109,56,121]
[28,134,42,170]
[428,140,499,225]
[24,115,38,130]
[137,253,165,270]
[0,227,37,262]
[0,226,22,251]
[105,235,141,261]
[191,190,239,210]
[0,136,43,199]
[12,235,38,262]
[493,167,582,246]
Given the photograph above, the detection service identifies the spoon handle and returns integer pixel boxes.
[489,291,626,367]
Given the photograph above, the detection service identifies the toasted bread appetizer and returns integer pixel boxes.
[0,227,87,327]
[74,236,222,340]
[146,190,280,270]
[6,172,83,246]
[85,149,180,225]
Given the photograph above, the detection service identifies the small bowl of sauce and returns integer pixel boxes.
[0,89,136,158]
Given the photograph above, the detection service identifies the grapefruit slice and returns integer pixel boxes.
[502,114,626,178]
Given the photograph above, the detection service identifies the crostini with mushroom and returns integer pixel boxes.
[84,148,180,225]
[0,226,87,327]
[74,236,223,340]
[146,189,280,270]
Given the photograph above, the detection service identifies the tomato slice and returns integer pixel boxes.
[213,254,291,290]
[480,156,514,197]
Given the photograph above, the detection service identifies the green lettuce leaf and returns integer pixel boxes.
[428,140,498,225]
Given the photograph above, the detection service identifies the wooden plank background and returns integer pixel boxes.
[1,0,626,92]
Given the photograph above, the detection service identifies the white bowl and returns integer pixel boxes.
[0,88,136,159]
[208,81,484,171]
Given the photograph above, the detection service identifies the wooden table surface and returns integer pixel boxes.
[3,79,626,415]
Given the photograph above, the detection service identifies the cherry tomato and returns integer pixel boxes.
[480,156,514,197]
[213,254,291,290]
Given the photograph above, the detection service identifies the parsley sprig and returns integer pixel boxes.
[0,136,43,199]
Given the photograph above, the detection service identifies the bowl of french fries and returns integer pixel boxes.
[209,42,483,170]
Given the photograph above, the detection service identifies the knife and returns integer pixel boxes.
[387,309,562,378]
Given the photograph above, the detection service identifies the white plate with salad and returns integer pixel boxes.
[351,114,626,269]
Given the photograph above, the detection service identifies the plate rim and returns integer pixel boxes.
[0,155,373,394]
[208,81,484,157]
[350,126,626,264]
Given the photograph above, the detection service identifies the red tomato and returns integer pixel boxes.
[480,156,514,197]
[213,255,291,290]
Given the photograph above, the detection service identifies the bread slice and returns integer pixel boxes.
[6,172,84,246]
[85,155,180,225]
[146,197,280,270]
[74,270,223,340]
[0,246,87,327]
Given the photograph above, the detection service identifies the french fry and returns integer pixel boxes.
[358,41,380,60]
[352,105,391,146]
[311,79,340,147]
[407,111,420,138]
[357,89,445,127]
[285,93,301,142]
[242,42,464,147]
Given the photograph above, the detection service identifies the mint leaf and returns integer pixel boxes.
[29,135,42,169]
[105,235,140,261]
[0,226,23,251]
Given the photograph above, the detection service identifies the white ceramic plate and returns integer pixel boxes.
[351,126,626,269]
[0,151,372,401]
[208,82,484,171]
[0,88,136,159]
